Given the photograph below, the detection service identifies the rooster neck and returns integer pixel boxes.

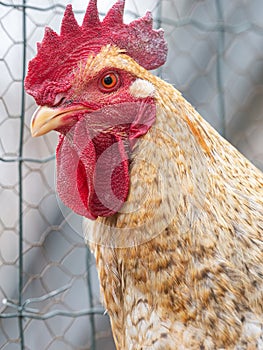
[83,93,214,248]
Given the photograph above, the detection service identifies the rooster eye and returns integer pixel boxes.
[99,72,119,92]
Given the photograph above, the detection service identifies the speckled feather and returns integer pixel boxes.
[83,48,263,350]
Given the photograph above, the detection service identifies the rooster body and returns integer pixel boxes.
[25,1,263,349]
[84,61,263,349]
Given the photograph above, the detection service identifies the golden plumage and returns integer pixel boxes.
[83,47,263,349]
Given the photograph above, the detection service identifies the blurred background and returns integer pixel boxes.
[0,0,262,349]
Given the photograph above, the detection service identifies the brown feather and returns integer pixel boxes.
[84,49,263,349]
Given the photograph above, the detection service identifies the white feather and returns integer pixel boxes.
[129,78,155,98]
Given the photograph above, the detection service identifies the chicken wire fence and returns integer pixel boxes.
[0,0,263,349]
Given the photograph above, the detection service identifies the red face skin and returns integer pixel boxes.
[33,68,156,219]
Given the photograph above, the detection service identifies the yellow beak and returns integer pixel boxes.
[30,105,88,137]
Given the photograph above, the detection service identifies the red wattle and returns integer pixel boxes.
[56,120,130,219]
[78,131,130,218]
[55,102,156,220]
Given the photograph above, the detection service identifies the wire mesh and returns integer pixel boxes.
[0,0,263,349]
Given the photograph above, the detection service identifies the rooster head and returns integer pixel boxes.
[25,0,168,219]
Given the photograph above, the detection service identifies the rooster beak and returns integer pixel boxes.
[30,105,87,137]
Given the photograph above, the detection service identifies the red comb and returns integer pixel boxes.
[25,0,167,105]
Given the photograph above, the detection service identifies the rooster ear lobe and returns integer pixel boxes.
[102,0,125,26]
[60,4,81,37]
[82,0,100,28]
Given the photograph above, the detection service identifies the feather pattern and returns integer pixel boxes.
[84,63,263,349]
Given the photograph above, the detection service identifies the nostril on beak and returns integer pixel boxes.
[53,93,67,107]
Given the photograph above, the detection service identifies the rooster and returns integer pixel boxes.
[25,0,263,349]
